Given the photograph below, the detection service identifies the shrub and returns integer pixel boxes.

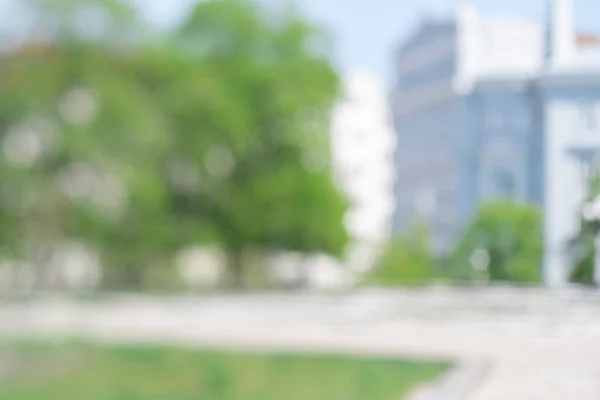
[368,224,435,286]
[451,201,543,284]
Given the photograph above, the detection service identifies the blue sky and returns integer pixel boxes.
[5,0,597,86]
[136,0,600,86]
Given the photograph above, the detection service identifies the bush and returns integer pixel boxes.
[569,173,600,286]
[368,224,435,286]
[569,236,595,286]
[451,201,543,284]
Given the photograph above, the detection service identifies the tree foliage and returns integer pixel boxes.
[161,0,349,287]
[0,0,349,290]
[368,224,435,286]
[451,202,543,284]
[568,174,600,286]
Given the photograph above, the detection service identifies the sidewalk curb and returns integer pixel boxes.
[406,359,491,400]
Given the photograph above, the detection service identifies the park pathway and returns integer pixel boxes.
[1,287,600,399]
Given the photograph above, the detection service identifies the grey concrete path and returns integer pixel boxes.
[1,287,600,399]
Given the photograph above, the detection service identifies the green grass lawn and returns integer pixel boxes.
[0,342,449,400]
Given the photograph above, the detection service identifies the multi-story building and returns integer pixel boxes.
[331,73,397,272]
[392,0,600,286]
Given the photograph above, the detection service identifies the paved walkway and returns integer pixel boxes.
[1,287,600,399]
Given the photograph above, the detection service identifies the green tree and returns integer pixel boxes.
[160,0,349,288]
[0,0,179,289]
[451,201,543,284]
[568,174,600,286]
[368,224,435,286]
[0,0,349,290]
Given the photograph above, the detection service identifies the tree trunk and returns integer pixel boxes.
[33,245,54,291]
[226,250,245,290]
[298,254,311,290]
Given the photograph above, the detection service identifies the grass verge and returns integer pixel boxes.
[0,341,449,400]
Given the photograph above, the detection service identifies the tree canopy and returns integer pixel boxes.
[0,0,349,290]
[451,201,543,284]
[569,174,600,286]
[368,223,435,287]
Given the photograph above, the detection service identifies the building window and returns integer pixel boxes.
[581,104,597,132]
[493,169,516,198]
[414,184,437,219]
[517,110,531,132]
[485,109,504,131]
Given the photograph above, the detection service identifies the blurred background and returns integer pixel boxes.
[2,0,600,399]
[1,0,600,293]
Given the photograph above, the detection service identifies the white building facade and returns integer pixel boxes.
[331,73,397,272]
[392,0,600,285]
